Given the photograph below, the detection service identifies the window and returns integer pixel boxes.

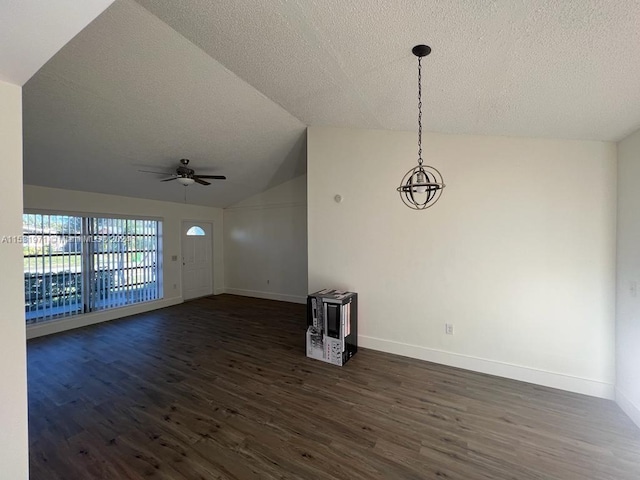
[186,226,206,236]
[24,213,162,324]
[89,217,160,312]
[24,214,83,321]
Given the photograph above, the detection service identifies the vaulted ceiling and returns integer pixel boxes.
[22,0,640,207]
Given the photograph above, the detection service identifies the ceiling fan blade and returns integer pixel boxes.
[193,177,211,186]
[139,169,173,175]
[195,175,226,180]
[161,177,177,182]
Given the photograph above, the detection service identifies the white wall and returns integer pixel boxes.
[616,127,640,428]
[24,185,224,338]
[224,175,307,303]
[0,81,28,479]
[308,126,617,398]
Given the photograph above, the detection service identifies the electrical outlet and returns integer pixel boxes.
[445,323,454,335]
[173,284,177,290]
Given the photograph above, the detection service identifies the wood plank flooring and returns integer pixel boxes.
[28,294,640,479]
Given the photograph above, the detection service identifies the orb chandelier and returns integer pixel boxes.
[397,45,445,210]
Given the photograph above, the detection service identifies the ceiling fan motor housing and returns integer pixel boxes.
[177,158,194,177]
[177,166,194,177]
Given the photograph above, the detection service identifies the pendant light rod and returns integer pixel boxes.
[414,45,430,166]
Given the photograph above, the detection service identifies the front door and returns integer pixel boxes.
[181,221,213,300]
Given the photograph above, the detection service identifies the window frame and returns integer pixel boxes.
[23,209,164,324]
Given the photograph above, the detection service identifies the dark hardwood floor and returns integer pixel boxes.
[28,294,640,479]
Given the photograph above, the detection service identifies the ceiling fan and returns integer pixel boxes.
[139,159,226,186]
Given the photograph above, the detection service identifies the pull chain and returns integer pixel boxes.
[417,56,423,166]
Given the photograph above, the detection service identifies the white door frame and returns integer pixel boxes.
[181,219,214,300]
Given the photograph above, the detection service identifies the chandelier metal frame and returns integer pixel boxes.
[397,45,445,210]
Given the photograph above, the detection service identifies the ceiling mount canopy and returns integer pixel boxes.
[411,44,431,57]
[397,44,445,210]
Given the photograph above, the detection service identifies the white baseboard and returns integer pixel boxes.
[359,335,615,400]
[214,288,225,295]
[224,288,306,304]
[616,388,640,429]
[26,297,183,339]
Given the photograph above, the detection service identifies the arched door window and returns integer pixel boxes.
[186,226,206,236]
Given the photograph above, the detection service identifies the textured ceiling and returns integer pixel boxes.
[136,0,640,141]
[0,0,113,85]
[23,0,306,207]
[23,0,640,207]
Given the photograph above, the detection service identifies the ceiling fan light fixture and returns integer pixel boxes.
[177,177,195,186]
[397,44,445,210]
[139,158,227,186]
